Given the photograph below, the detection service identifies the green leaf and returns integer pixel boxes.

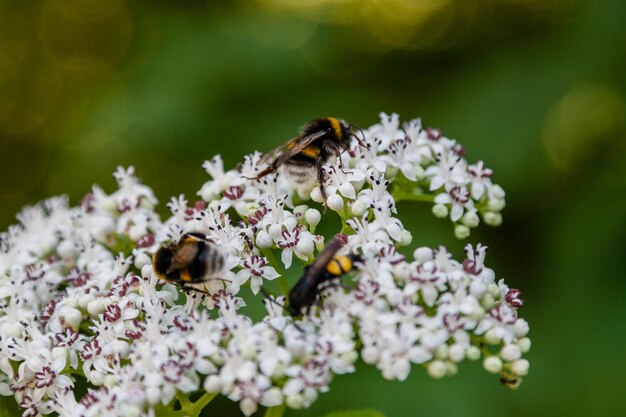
[321,410,386,417]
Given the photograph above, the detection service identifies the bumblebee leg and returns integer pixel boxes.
[182,284,209,296]
[316,160,328,205]
[244,164,277,181]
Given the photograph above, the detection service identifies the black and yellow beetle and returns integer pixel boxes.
[288,234,361,317]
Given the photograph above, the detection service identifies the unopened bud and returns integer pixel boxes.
[427,360,447,379]
[454,224,470,240]
[483,356,502,374]
[432,204,448,218]
[483,212,503,227]
[305,208,321,228]
[327,194,344,212]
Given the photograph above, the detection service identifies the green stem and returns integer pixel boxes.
[157,392,218,417]
[264,404,287,417]
[187,392,218,415]
[177,392,192,409]
[262,248,290,296]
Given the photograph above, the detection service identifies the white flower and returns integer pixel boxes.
[236,255,280,295]
[0,114,526,416]
[274,225,315,268]
[424,150,468,191]
[434,185,475,222]
[467,160,493,200]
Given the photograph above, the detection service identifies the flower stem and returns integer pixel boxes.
[157,392,218,417]
[264,404,286,417]
[188,392,218,415]
[262,248,290,296]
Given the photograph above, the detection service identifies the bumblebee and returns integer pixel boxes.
[252,117,363,201]
[153,233,225,292]
[288,234,360,317]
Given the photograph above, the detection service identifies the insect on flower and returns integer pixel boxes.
[153,232,225,293]
[250,117,365,202]
[288,233,361,317]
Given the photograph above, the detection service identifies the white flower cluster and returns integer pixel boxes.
[0,114,528,417]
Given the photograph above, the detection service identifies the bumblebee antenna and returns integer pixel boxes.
[349,123,367,148]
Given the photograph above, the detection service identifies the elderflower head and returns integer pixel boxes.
[0,113,528,417]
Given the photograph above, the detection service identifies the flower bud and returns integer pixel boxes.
[483,212,503,227]
[122,405,141,417]
[514,319,530,337]
[134,252,152,269]
[304,208,321,228]
[52,347,67,361]
[466,346,481,361]
[339,350,359,364]
[245,202,260,213]
[296,239,314,259]
[204,375,221,393]
[361,346,379,364]
[481,293,496,310]
[490,185,506,200]
[432,204,448,218]
[415,165,425,180]
[487,198,506,212]
[104,374,118,387]
[339,183,356,199]
[435,344,449,360]
[500,344,522,361]
[483,356,502,374]
[327,194,344,212]
[511,359,530,376]
[129,226,144,242]
[351,199,368,217]
[398,230,413,246]
[87,300,104,316]
[446,362,458,376]
[286,394,305,409]
[293,204,308,219]
[427,360,447,379]
[89,370,105,386]
[461,211,480,228]
[484,328,500,345]
[313,235,325,252]
[0,323,22,338]
[239,397,258,416]
[66,296,79,308]
[454,224,470,240]
[57,240,79,259]
[145,387,160,405]
[310,187,324,203]
[393,263,411,281]
[449,344,466,363]
[518,337,532,353]
[261,388,283,407]
[256,230,273,249]
[64,307,83,327]
[413,247,433,262]
[78,294,95,309]
[99,196,117,213]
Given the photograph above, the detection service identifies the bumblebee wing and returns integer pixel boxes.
[301,235,346,285]
[168,243,199,272]
[258,130,327,168]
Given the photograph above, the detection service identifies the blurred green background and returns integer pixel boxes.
[1,0,625,416]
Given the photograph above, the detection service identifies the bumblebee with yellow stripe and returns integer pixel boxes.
[252,117,364,202]
[153,233,225,292]
[288,234,361,317]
